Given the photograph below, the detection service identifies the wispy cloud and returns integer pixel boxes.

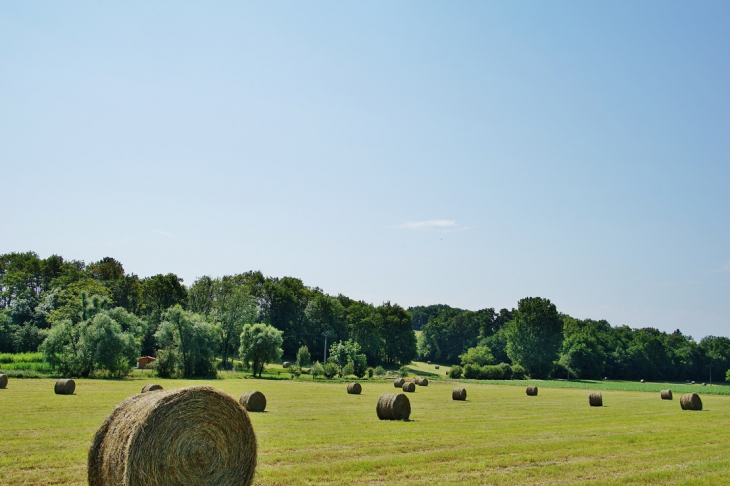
[400,219,457,230]
[154,230,174,238]
[710,262,730,273]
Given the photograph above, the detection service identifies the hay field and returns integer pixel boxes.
[1,377,729,485]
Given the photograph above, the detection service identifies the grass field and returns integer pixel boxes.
[1,375,729,485]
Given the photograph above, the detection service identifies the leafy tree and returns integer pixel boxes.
[155,306,218,378]
[398,365,410,377]
[352,354,368,378]
[238,323,283,377]
[311,361,324,379]
[449,364,463,379]
[460,345,495,367]
[726,368,730,382]
[211,277,257,370]
[85,313,138,378]
[699,336,730,382]
[341,362,355,377]
[322,361,339,379]
[296,345,311,368]
[506,297,563,379]
[374,365,385,377]
[560,331,606,379]
[378,302,417,365]
[141,273,187,319]
[329,339,362,373]
[343,300,383,365]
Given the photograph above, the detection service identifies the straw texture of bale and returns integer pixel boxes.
[239,391,266,412]
[435,365,439,369]
[402,382,416,392]
[0,373,7,389]
[347,383,362,395]
[282,362,290,368]
[526,385,538,396]
[414,377,428,386]
[55,379,75,395]
[88,385,256,486]
[393,378,405,388]
[660,390,673,400]
[141,384,163,393]
[376,393,411,420]
[452,388,467,401]
[680,393,702,411]
[588,392,603,407]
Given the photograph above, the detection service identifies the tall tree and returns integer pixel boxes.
[377,302,417,365]
[238,323,283,377]
[506,297,563,378]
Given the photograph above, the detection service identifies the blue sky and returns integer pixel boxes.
[1,2,728,339]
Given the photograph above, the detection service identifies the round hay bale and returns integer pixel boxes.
[526,385,538,396]
[0,373,7,389]
[588,392,603,407]
[691,381,696,385]
[604,377,608,380]
[702,383,706,386]
[452,388,466,401]
[402,382,416,392]
[55,379,75,395]
[427,361,431,365]
[435,365,440,369]
[282,361,290,369]
[239,391,266,413]
[376,392,411,420]
[141,384,163,393]
[660,390,673,400]
[88,385,256,486]
[347,383,362,395]
[393,378,405,388]
[680,393,702,411]
[640,379,645,383]
[414,377,428,386]
[445,371,449,376]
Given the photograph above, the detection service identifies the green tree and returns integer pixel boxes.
[238,323,283,377]
[378,302,417,365]
[459,345,495,367]
[211,277,257,370]
[506,297,563,379]
[296,345,311,368]
[560,331,606,379]
[85,313,138,378]
[155,306,218,378]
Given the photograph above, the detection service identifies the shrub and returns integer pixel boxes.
[366,367,374,378]
[323,362,339,379]
[498,362,513,380]
[352,354,368,378]
[512,364,526,380]
[450,365,463,379]
[459,346,495,367]
[375,365,385,377]
[296,346,311,368]
[341,362,355,377]
[480,365,503,380]
[726,368,730,382]
[289,365,302,378]
[398,365,410,378]
[463,363,481,379]
[311,361,324,379]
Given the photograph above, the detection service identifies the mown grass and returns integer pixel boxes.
[1,376,729,485]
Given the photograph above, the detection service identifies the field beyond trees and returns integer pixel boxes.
[2,376,729,485]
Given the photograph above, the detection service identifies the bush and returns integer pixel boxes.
[498,362,513,380]
[551,361,570,379]
[352,354,368,378]
[311,361,324,379]
[323,362,339,379]
[459,345,495,367]
[374,365,385,376]
[366,367,374,378]
[450,364,463,379]
[398,365,410,378]
[463,363,481,379]
[512,364,526,380]
[480,365,504,380]
[296,346,311,368]
[726,368,730,382]
[341,362,355,377]
[289,365,302,378]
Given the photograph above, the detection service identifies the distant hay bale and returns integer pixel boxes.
[691,381,696,385]
[55,379,75,395]
[239,391,266,412]
[588,392,603,407]
[680,393,702,411]
[427,361,431,365]
[452,388,466,401]
[660,390,673,400]
[702,383,706,386]
[414,377,428,386]
[435,365,440,369]
[347,383,362,395]
[282,362,290,368]
[0,373,7,389]
[141,384,163,393]
[445,371,449,376]
[640,379,645,383]
[526,386,538,396]
[393,378,405,388]
[402,382,416,392]
[88,385,256,486]
[604,377,608,380]
[376,393,411,420]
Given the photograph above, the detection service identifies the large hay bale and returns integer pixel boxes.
[393,378,405,388]
[376,393,411,420]
[347,383,362,395]
[55,379,75,395]
[0,373,7,389]
[452,388,466,401]
[414,377,428,386]
[239,391,266,412]
[282,361,290,369]
[660,390,673,400]
[435,365,440,369]
[680,393,702,411]
[88,385,256,486]
[588,392,603,407]
[141,384,163,393]
[526,385,538,396]
[402,382,416,392]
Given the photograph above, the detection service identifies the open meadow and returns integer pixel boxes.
[1,375,729,485]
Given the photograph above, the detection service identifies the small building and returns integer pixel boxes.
[137,356,156,369]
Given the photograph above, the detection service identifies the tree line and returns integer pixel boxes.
[0,252,417,377]
[413,297,730,382]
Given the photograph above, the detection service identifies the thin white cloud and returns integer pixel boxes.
[154,230,174,238]
[400,219,457,230]
[710,262,730,273]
